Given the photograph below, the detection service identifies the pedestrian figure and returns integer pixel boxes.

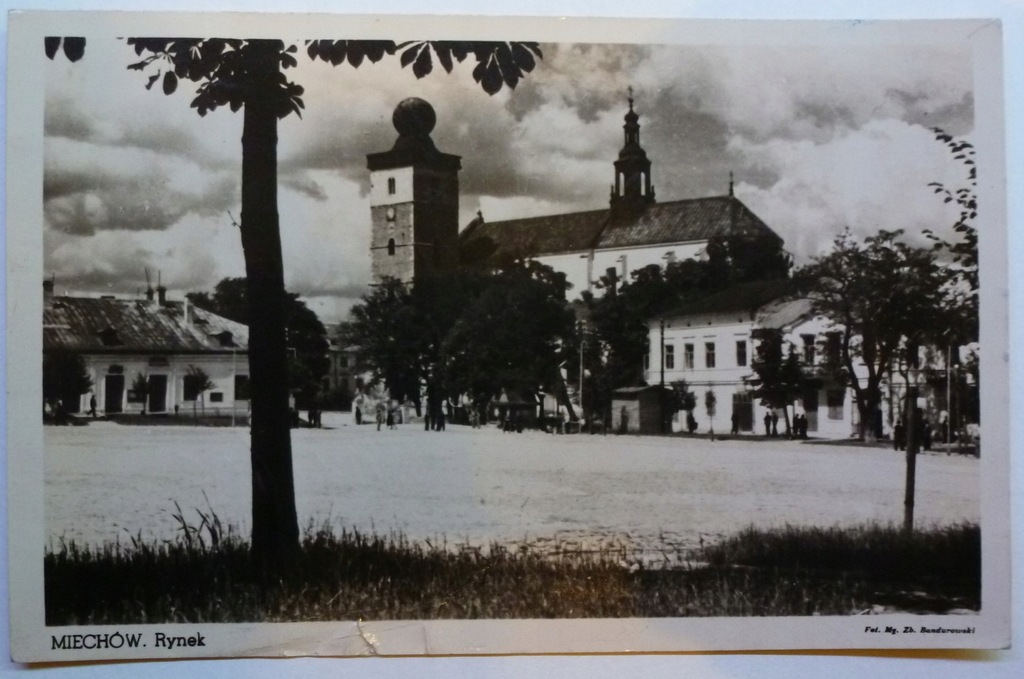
[687,411,697,434]
[922,420,933,451]
[438,408,446,431]
[763,411,772,436]
[730,412,739,435]
[386,407,395,430]
[771,410,779,437]
[376,403,384,431]
[893,420,906,451]
[88,394,97,418]
[355,405,362,426]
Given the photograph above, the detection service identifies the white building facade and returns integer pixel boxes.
[645,284,859,439]
[43,281,250,418]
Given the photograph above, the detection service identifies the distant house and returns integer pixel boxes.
[646,280,856,438]
[43,280,250,417]
[646,280,964,440]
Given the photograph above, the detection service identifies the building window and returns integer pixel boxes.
[684,343,694,369]
[705,342,716,369]
[387,177,396,194]
[387,238,396,256]
[235,374,251,401]
[643,349,650,371]
[664,344,675,370]
[736,340,747,367]
[209,392,224,403]
[802,334,816,364]
[826,331,841,365]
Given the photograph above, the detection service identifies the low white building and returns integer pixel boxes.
[646,281,859,438]
[43,281,250,418]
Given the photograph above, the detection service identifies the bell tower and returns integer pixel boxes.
[366,98,462,285]
[610,88,655,217]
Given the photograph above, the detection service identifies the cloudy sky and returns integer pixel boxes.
[43,35,975,322]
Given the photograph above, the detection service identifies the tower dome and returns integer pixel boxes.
[392,97,437,138]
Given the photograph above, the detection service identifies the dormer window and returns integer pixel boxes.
[212,331,235,348]
[98,326,121,347]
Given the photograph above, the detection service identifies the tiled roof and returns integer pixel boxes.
[43,296,248,355]
[597,196,780,249]
[459,195,780,259]
[757,297,816,331]
[460,208,608,258]
[659,279,800,319]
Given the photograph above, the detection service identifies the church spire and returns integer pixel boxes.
[610,88,655,215]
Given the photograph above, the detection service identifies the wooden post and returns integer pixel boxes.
[903,384,919,533]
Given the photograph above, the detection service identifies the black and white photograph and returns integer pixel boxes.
[4,8,1013,663]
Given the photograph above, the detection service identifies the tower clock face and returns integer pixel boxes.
[386,206,396,221]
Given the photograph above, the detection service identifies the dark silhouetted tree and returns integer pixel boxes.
[42,349,92,418]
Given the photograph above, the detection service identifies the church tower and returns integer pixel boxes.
[366,98,461,285]
[609,90,655,217]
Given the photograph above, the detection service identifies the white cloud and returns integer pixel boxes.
[43,38,976,322]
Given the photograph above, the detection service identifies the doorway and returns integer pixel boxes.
[147,374,168,413]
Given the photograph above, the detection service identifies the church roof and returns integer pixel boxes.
[460,195,781,259]
[43,296,249,355]
[597,195,780,249]
[460,208,608,258]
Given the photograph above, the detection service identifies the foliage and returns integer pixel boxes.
[129,372,149,410]
[796,229,949,440]
[584,235,792,420]
[345,262,574,418]
[183,366,215,403]
[667,379,696,414]
[443,261,575,410]
[704,390,717,419]
[44,516,979,623]
[748,328,805,431]
[924,129,978,301]
[42,349,93,411]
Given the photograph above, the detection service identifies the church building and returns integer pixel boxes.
[458,93,785,296]
[365,94,784,294]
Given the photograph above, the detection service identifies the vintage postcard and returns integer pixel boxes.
[5,11,1011,661]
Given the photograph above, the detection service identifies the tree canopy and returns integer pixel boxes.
[796,228,950,440]
[345,261,574,420]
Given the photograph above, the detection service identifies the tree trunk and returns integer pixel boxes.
[240,41,300,573]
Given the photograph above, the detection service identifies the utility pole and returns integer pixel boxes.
[903,342,920,533]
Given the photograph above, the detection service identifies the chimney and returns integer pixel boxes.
[43,279,54,309]
[145,286,155,302]
[157,285,167,306]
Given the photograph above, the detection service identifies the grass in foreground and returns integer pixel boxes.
[44,519,980,624]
